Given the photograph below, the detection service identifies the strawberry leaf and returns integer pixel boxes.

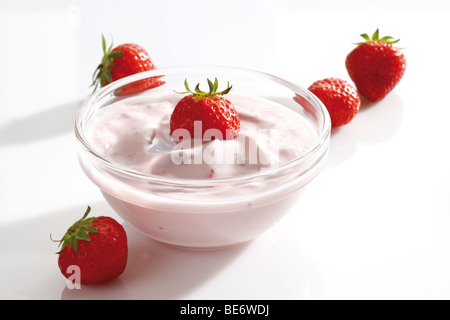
[184,79,192,93]
[194,83,202,95]
[108,51,124,59]
[81,225,98,233]
[175,78,232,98]
[213,78,219,92]
[76,231,91,242]
[102,34,106,54]
[103,69,112,83]
[71,236,78,252]
[220,81,232,95]
[360,33,370,42]
[52,206,98,254]
[207,78,214,93]
[372,29,380,41]
[90,34,124,93]
[355,29,400,45]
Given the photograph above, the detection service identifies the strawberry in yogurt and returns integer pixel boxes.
[170,78,240,140]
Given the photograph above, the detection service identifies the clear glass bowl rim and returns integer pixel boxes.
[75,65,331,187]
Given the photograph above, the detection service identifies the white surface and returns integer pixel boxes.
[1,0,449,300]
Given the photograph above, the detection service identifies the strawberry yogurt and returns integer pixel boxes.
[88,93,318,180]
[76,67,331,248]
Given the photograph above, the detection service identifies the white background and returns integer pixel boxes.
[1,0,450,299]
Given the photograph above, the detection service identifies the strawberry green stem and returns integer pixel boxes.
[51,206,98,254]
[175,78,232,98]
[355,28,400,45]
[91,34,124,93]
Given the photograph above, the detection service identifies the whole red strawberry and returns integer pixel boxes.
[308,78,360,128]
[345,29,406,102]
[54,206,128,285]
[170,78,240,140]
[91,34,163,96]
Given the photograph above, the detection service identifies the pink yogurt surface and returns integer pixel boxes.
[82,92,323,248]
[88,93,318,179]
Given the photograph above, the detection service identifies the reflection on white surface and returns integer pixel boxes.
[61,222,321,300]
[1,0,450,300]
[0,99,82,146]
[0,201,321,300]
[327,93,404,170]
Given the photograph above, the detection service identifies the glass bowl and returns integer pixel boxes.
[75,65,331,249]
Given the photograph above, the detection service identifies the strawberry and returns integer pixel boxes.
[91,34,163,96]
[308,78,360,128]
[53,206,128,285]
[345,29,406,102]
[170,78,240,140]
